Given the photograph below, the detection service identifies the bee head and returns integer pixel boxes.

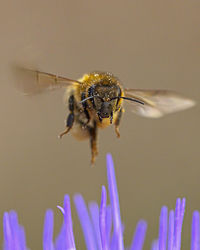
[87,84,122,122]
[80,84,144,123]
[81,94,115,121]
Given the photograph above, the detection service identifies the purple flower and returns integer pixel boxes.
[3,154,200,250]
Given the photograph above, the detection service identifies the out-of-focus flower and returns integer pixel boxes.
[3,154,200,250]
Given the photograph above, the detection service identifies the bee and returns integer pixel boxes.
[15,68,195,164]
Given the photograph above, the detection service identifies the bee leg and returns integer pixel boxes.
[59,113,74,138]
[59,95,75,138]
[114,108,123,138]
[89,121,98,165]
[81,93,90,125]
[85,110,90,124]
[110,111,113,124]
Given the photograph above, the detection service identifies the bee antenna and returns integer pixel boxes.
[80,95,104,104]
[111,96,145,105]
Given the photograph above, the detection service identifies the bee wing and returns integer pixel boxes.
[124,88,195,118]
[12,66,81,95]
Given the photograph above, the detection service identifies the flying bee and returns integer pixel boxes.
[15,68,195,164]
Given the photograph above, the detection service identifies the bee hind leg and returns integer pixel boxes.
[114,108,123,138]
[89,121,98,165]
[59,113,74,138]
[59,95,75,139]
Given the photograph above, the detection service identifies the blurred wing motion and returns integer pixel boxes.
[12,66,80,95]
[124,89,195,118]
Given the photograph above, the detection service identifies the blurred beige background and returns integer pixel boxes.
[0,0,199,249]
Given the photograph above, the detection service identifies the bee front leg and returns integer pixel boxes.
[89,121,98,165]
[81,93,90,125]
[114,108,123,138]
[59,95,75,138]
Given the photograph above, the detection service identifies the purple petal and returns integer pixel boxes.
[63,195,76,249]
[17,226,26,250]
[191,211,200,250]
[174,198,186,250]
[55,222,66,250]
[43,210,54,250]
[3,212,12,250]
[130,220,147,250]
[106,153,124,250]
[158,206,168,250]
[99,186,109,250]
[3,211,27,250]
[174,198,181,247]
[55,206,65,249]
[110,232,119,250]
[55,196,76,250]
[105,205,112,243]
[167,210,174,250]
[88,202,102,250]
[9,211,22,250]
[74,194,97,250]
